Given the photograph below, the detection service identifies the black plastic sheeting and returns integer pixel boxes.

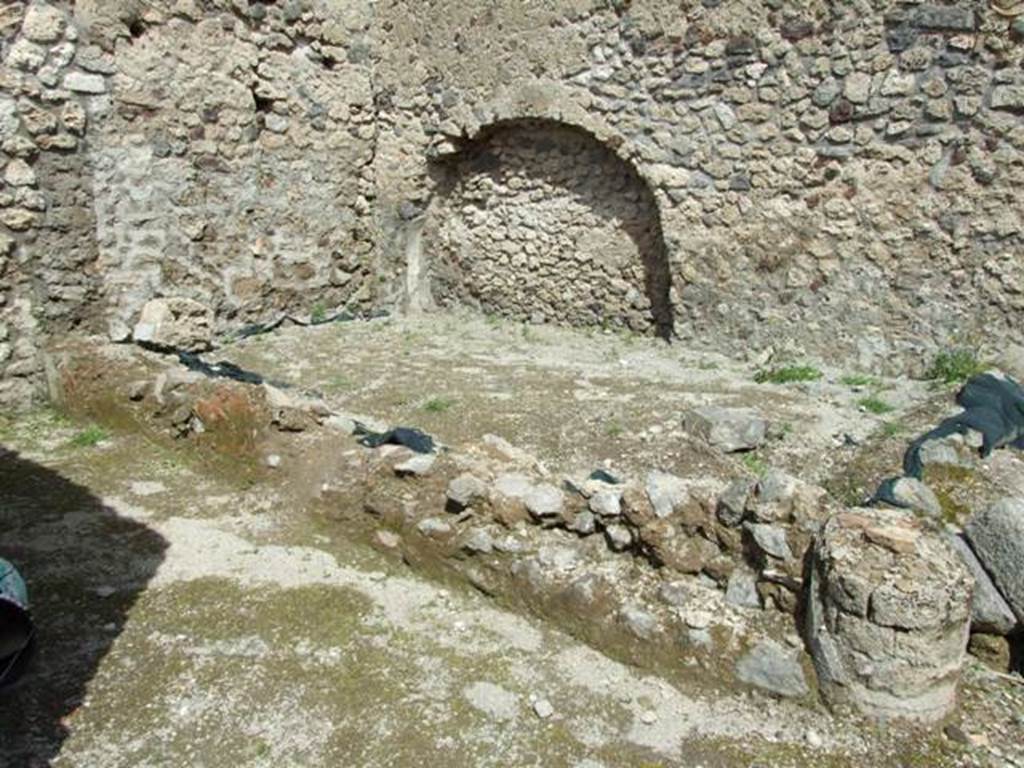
[177,351,269,386]
[872,372,1024,507]
[234,309,390,341]
[354,424,436,454]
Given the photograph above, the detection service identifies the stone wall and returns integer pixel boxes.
[3,0,1024,407]
[428,119,673,335]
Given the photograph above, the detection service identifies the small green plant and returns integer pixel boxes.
[422,396,455,414]
[754,364,823,385]
[741,452,768,476]
[69,424,109,448]
[604,420,624,438]
[881,420,908,438]
[840,373,880,388]
[310,302,327,324]
[521,325,536,342]
[926,348,986,385]
[858,395,895,415]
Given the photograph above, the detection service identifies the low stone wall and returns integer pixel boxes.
[50,334,1010,722]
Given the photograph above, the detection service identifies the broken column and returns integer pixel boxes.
[805,508,973,723]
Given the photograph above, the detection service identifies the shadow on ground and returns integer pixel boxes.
[0,447,167,766]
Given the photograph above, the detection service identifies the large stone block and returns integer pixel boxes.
[806,508,972,723]
[132,298,214,352]
[683,406,765,453]
[965,498,1024,623]
[947,533,1018,636]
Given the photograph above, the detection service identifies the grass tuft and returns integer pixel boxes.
[858,395,895,415]
[69,424,109,448]
[422,396,455,414]
[754,364,823,385]
[925,348,986,385]
[741,452,768,476]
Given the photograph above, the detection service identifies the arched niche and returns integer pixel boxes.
[424,118,674,339]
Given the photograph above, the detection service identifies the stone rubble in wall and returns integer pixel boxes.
[419,1,1024,371]
[5,2,1024,405]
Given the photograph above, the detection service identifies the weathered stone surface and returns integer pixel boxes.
[684,407,765,453]
[745,523,792,561]
[22,3,67,42]
[394,453,436,477]
[947,533,1018,636]
[965,498,1024,623]
[63,72,106,94]
[725,567,762,609]
[992,85,1024,112]
[588,489,622,518]
[447,473,488,509]
[913,5,974,31]
[806,508,972,723]
[735,641,809,698]
[888,478,942,518]
[493,473,533,500]
[716,478,753,527]
[645,470,688,518]
[524,484,564,519]
[132,298,213,352]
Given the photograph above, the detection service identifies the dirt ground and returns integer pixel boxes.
[1,312,1023,767]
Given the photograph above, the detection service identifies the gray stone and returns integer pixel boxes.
[811,79,841,107]
[524,483,564,518]
[63,72,107,94]
[913,5,974,31]
[725,568,762,609]
[532,698,554,719]
[464,681,519,722]
[917,431,981,470]
[620,604,659,639]
[588,489,622,518]
[965,498,1024,623]
[493,473,534,500]
[536,544,579,571]
[889,477,942,518]
[991,85,1024,113]
[645,470,688,518]
[7,40,46,71]
[568,509,596,535]
[605,523,633,552]
[843,72,872,104]
[23,3,67,41]
[745,523,792,561]
[463,528,495,554]
[394,453,436,477]
[416,517,452,538]
[717,478,753,526]
[657,580,690,608]
[735,641,809,698]
[132,298,214,353]
[684,407,766,453]
[712,102,736,130]
[947,533,1018,635]
[4,160,35,188]
[447,473,488,509]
